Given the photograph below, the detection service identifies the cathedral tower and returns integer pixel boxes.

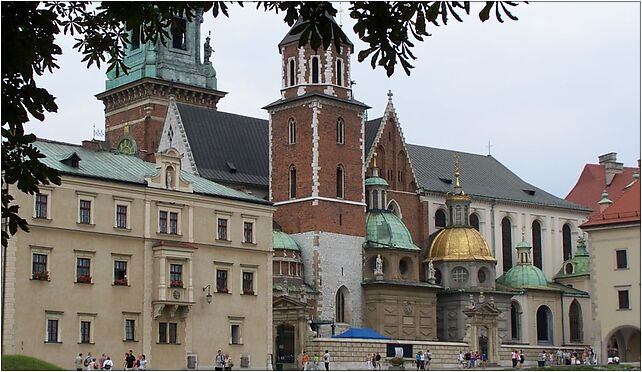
[96,10,226,160]
[264,17,369,327]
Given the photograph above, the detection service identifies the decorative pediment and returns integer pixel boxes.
[145,147,194,193]
[273,295,308,309]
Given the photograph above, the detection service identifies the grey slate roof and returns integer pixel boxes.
[365,117,383,153]
[35,139,269,205]
[406,144,591,211]
[278,16,354,51]
[176,103,269,188]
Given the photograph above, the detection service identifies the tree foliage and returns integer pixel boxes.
[1,1,523,247]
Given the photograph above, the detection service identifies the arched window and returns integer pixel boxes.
[289,59,296,86]
[470,213,480,231]
[289,165,297,199]
[288,118,296,144]
[373,190,379,210]
[387,200,402,218]
[569,300,583,343]
[562,224,572,260]
[536,305,554,344]
[311,57,320,84]
[511,302,521,340]
[336,118,344,144]
[336,165,344,198]
[502,217,512,272]
[532,220,543,269]
[336,59,343,86]
[435,209,446,228]
[335,286,349,323]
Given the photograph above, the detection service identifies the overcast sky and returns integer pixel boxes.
[26,2,640,199]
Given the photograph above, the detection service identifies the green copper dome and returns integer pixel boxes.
[365,211,420,251]
[365,177,389,187]
[272,230,301,251]
[499,265,548,288]
[555,236,591,279]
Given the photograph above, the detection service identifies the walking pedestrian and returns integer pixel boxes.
[457,351,465,369]
[125,351,136,371]
[215,350,225,371]
[98,354,106,370]
[419,350,425,370]
[75,353,84,371]
[416,351,421,370]
[375,352,382,370]
[366,353,373,370]
[224,353,233,371]
[102,357,113,371]
[85,353,94,370]
[302,351,309,371]
[426,350,432,370]
[323,350,330,371]
[138,355,146,371]
[518,350,524,368]
[313,353,320,371]
[511,350,518,368]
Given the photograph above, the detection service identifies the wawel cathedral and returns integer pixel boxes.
[7,10,626,371]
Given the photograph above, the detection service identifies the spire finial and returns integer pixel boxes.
[373,150,378,168]
[387,90,393,101]
[454,153,461,189]
[521,226,526,241]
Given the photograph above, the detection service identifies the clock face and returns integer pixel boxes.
[117,137,137,155]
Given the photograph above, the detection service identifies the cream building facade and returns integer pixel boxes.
[2,140,275,370]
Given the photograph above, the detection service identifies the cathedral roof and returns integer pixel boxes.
[406,145,590,211]
[176,103,269,187]
[365,117,383,152]
[278,15,354,51]
[33,138,270,205]
[272,230,301,251]
[427,227,495,262]
[365,211,420,251]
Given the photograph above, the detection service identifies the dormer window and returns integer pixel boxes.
[60,152,81,168]
[171,17,187,50]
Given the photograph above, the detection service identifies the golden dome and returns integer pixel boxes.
[427,227,496,262]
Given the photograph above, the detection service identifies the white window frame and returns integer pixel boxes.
[74,250,95,284]
[45,310,63,343]
[240,264,258,296]
[229,316,245,345]
[30,245,52,280]
[158,205,182,235]
[78,313,96,344]
[213,261,233,294]
[76,191,96,225]
[113,197,132,229]
[241,215,257,244]
[123,312,140,342]
[33,187,53,219]
[215,210,232,242]
[112,253,131,286]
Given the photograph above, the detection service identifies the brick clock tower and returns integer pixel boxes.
[264,17,369,327]
[96,9,226,160]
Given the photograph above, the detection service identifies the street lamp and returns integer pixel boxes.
[202,285,213,304]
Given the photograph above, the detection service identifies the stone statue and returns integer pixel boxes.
[478,291,485,304]
[375,254,383,275]
[166,166,174,189]
[427,260,436,282]
[204,31,213,63]
[469,294,475,309]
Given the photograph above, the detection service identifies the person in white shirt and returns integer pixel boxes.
[102,357,114,370]
[138,355,147,371]
[323,350,330,371]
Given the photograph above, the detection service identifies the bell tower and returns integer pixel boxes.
[264,16,369,327]
[96,9,226,160]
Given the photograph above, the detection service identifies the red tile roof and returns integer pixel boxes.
[566,163,639,217]
[580,180,640,228]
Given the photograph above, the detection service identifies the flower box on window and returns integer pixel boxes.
[77,274,92,284]
[217,287,228,293]
[32,271,49,281]
[170,280,183,288]
[242,288,254,295]
[113,278,128,286]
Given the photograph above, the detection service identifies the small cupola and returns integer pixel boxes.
[445,153,472,227]
[365,151,389,211]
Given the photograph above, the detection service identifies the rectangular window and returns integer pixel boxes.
[169,212,178,234]
[618,290,630,309]
[35,193,48,218]
[79,199,91,224]
[32,253,47,278]
[76,258,91,283]
[47,319,59,343]
[243,222,253,243]
[114,261,127,285]
[242,272,254,295]
[170,264,183,287]
[171,17,187,50]
[217,270,228,292]
[616,250,628,269]
[159,322,167,343]
[158,322,178,344]
[159,211,168,233]
[217,218,228,240]
[125,319,135,341]
[80,321,91,343]
[231,324,241,344]
[116,205,128,229]
[169,322,177,344]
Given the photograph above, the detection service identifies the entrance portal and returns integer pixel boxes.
[276,324,295,364]
[479,327,489,358]
[607,326,641,362]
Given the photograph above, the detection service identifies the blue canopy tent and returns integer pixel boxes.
[331,327,391,339]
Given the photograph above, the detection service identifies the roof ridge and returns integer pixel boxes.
[36,137,84,148]
[176,103,268,122]
[406,143,486,158]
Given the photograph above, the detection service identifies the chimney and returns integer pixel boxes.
[82,140,100,151]
[598,152,623,186]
